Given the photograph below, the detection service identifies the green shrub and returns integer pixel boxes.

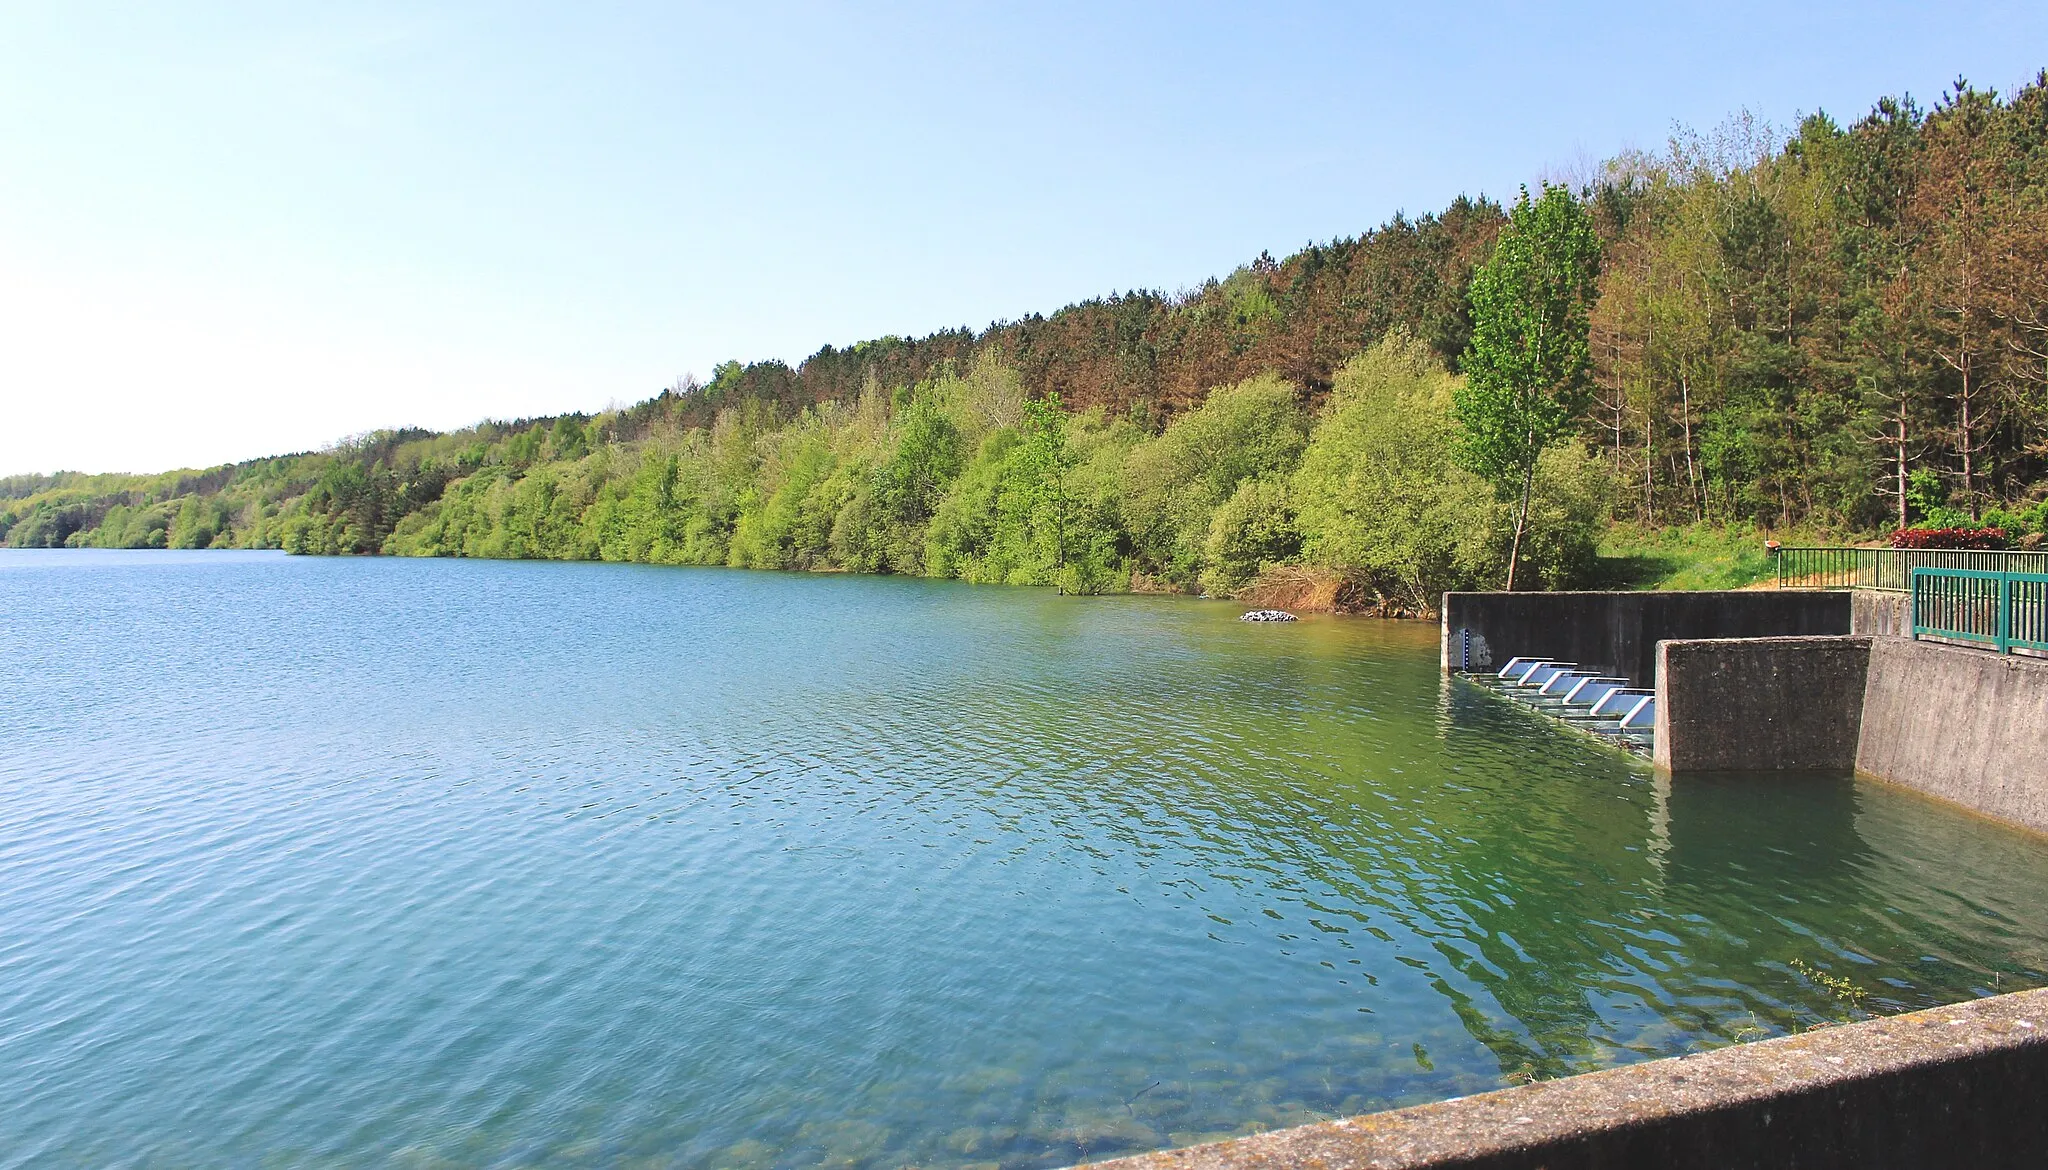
[1201,477,1298,595]
[1293,332,1607,608]
[1120,372,1308,589]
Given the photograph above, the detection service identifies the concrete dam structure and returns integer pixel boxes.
[1439,590,1854,755]
[1656,633,2048,835]
[1439,590,1853,687]
[1438,586,2048,836]
[1078,586,2048,1170]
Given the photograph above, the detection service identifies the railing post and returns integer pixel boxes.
[1999,572,2013,655]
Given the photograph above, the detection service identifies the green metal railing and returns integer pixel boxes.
[1911,567,2048,654]
[1775,547,2048,592]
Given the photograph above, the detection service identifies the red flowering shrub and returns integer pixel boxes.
[1889,526,2012,550]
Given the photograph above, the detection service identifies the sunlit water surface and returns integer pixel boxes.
[6,550,2048,1168]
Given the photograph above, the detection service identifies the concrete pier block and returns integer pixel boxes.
[1652,637,1873,772]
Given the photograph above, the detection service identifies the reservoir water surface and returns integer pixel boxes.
[6,550,2048,1168]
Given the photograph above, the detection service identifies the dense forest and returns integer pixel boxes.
[8,76,2048,608]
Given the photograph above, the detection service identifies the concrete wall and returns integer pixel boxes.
[1649,634,2048,838]
[1078,986,2048,1170]
[1654,637,1872,772]
[1852,589,1913,637]
[1441,591,1851,685]
[1857,638,2048,835]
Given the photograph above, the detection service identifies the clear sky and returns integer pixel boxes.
[4,2,2045,475]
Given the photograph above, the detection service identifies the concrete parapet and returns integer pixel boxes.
[1076,986,2048,1170]
[1441,591,1850,686]
[1653,637,1872,772]
[1856,638,2048,835]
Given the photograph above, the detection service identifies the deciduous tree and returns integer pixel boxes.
[1455,185,1603,589]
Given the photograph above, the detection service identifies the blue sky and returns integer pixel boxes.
[4,2,2045,474]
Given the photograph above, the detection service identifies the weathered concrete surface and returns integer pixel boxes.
[1857,637,2048,835]
[1851,589,1912,638]
[1646,629,2048,819]
[1654,637,1872,772]
[1440,591,1850,686]
[1076,987,2048,1170]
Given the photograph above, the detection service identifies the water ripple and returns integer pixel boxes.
[4,550,2048,1167]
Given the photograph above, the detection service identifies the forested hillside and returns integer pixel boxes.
[9,76,2048,608]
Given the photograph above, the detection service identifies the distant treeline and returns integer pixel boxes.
[3,335,1602,610]
[7,75,2048,603]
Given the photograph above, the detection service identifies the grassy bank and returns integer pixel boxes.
[1590,524,1842,592]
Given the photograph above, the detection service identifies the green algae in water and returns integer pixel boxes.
[4,549,2048,1168]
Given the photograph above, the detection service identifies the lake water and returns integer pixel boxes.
[6,550,2048,1168]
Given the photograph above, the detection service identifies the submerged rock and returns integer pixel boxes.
[1239,609,1299,622]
